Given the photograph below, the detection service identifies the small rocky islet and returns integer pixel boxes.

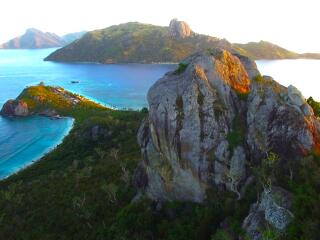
[1,49,320,239]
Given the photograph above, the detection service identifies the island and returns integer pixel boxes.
[45,19,320,63]
[1,50,320,240]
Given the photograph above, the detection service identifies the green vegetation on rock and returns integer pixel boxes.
[226,115,246,153]
[174,63,189,75]
[307,96,320,116]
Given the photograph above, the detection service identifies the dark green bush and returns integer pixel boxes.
[174,63,189,75]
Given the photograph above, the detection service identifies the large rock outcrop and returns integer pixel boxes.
[169,18,193,38]
[136,48,320,205]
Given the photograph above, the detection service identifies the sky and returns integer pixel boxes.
[1,0,319,53]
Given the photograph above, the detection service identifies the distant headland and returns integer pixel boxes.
[44,19,320,63]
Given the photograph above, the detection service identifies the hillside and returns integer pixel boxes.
[44,19,320,63]
[234,41,300,59]
[0,29,86,49]
[44,19,233,63]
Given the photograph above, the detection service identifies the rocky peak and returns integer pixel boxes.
[135,48,320,237]
[169,18,193,38]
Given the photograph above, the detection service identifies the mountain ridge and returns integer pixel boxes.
[0,29,86,49]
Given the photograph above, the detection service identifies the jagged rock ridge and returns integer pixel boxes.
[135,48,320,238]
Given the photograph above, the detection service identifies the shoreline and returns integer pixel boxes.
[0,116,75,180]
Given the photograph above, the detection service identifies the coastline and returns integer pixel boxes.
[0,116,75,180]
[0,85,117,181]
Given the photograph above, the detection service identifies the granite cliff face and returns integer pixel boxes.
[136,49,320,238]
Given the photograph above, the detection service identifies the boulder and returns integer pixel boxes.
[242,187,293,239]
[169,18,193,38]
[288,85,305,106]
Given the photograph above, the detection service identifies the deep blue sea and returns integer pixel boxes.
[1,48,320,179]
